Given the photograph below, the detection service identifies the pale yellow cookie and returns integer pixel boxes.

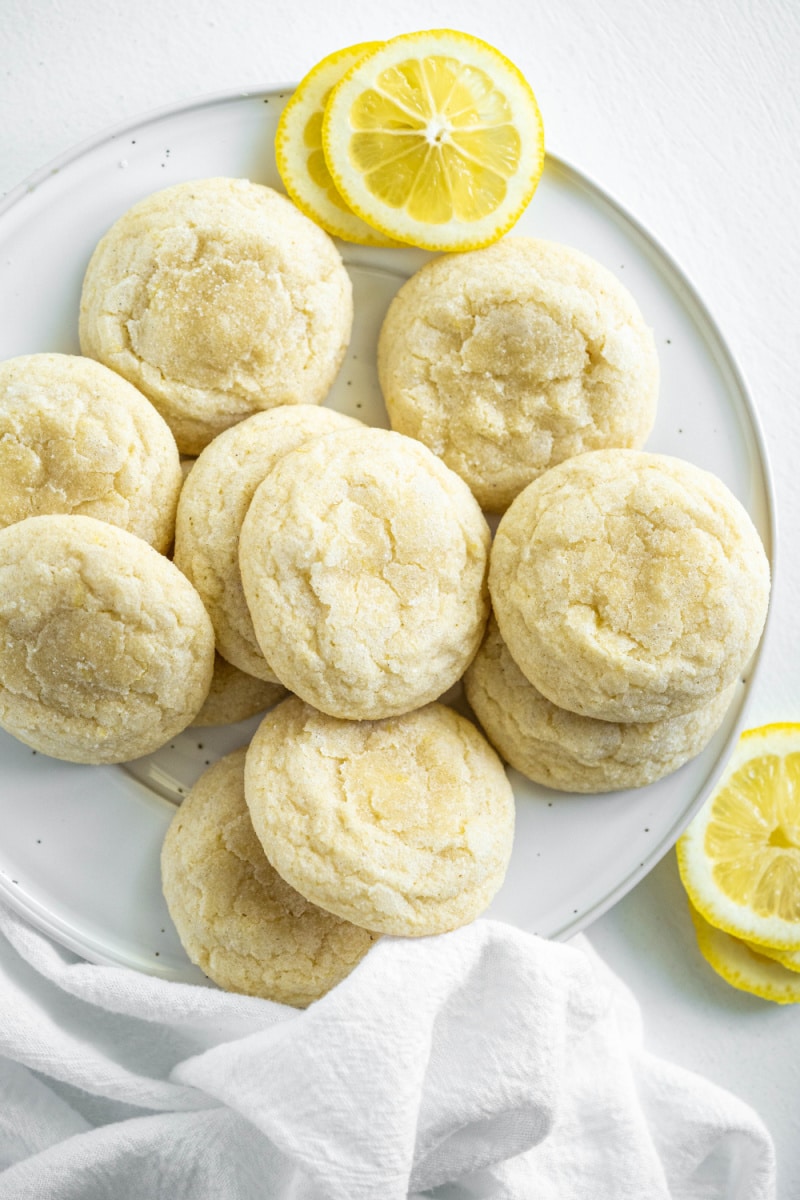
[174,405,362,682]
[464,617,737,792]
[191,655,286,728]
[79,178,353,455]
[0,515,214,763]
[243,698,515,936]
[162,748,377,1006]
[0,353,182,553]
[490,450,770,723]
[378,237,659,512]
[238,427,491,719]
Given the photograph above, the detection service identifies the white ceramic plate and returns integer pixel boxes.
[0,88,775,982]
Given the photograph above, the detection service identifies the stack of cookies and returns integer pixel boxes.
[0,178,771,1007]
[166,402,515,1005]
[161,699,514,1007]
[467,450,770,792]
[377,238,770,792]
[0,178,517,1007]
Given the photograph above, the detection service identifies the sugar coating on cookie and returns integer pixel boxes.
[161,748,377,1005]
[79,178,354,455]
[191,654,287,728]
[465,617,736,792]
[490,450,770,723]
[244,698,515,937]
[0,515,215,763]
[0,353,182,553]
[174,406,362,682]
[378,237,659,512]
[238,427,491,719]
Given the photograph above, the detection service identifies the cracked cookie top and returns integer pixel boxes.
[161,747,377,1005]
[489,450,770,723]
[378,237,659,512]
[0,514,214,762]
[238,426,491,720]
[79,178,353,455]
[243,698,515,937]
[0,353,182,553]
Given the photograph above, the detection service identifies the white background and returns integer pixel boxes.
[2,0,798,1195]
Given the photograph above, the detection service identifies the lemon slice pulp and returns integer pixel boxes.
[275,41,401,246]
[677,723,800,951]
[322,29,545,251]
[688,902,800,1003]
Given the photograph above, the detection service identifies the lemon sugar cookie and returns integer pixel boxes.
[162,748,377,1006]
[489,450,770,723]
[174,405,362,682]
[238,426,491,720]
[378,237,659,511]
[0,515,215,763]
[243,698,515,937]
[79,177,354,455]
[0,353,182,553]
[191,654,286,728]
[464,618,736,792]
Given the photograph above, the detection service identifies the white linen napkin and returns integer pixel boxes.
[0,903,775,1199]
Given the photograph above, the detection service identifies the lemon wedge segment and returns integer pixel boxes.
[689,903,800,1003]
[677,723,800,951]
[322,29,545,251]
[275,42,401,246]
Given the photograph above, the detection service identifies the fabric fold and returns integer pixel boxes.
[0,903,776,1200]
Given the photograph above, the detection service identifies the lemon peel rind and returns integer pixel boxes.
[689,902,800,1004]
[321,29,545,253]
[275,42,404,247]
[744,940,800,973]
[677,722,800,951]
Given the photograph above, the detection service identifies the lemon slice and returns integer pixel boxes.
[677,723,800,951]
[322,29,545,251]
[745,940,800,974]
[688,902,800,1003]
[275,42,401,246]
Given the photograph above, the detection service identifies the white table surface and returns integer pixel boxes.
[2,0,798,1194]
